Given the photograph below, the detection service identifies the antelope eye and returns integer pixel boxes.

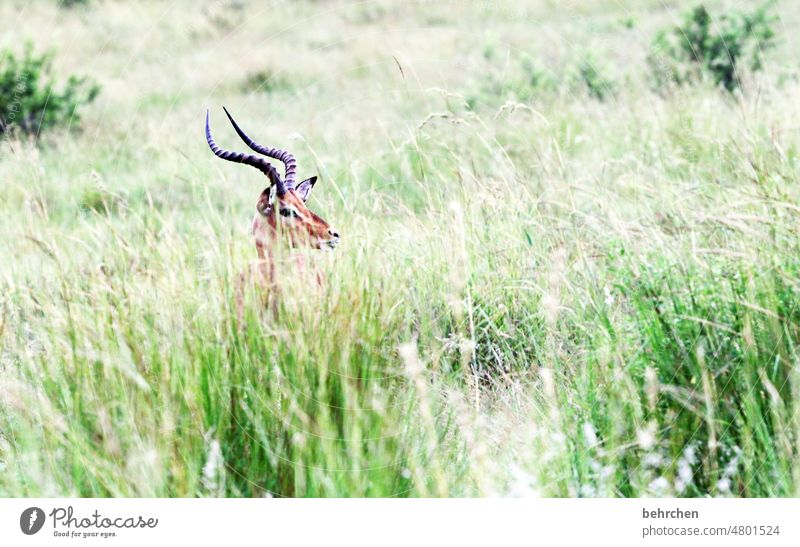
[279,208,298,218]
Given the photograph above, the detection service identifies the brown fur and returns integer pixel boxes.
[235,187,337,324]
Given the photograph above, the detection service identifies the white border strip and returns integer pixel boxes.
[1,498,798,546]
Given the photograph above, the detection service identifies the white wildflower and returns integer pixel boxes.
[637,422,657,450]
[674,444,697,494]
[506,465,540,497]
[648,476,670,496]
[603,286,615,306]
[583,422,598,448]
[202,439,223,495]
[644,453,663,467]
[716,446,742,496]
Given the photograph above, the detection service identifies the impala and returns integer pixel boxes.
[205,107,339,318]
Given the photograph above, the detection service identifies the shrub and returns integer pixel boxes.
[240,68,293,94]
[466,54,557,109]
[466,49,619,109]
[202,0,246,33]
[648,3,776,92]
[79,186,121,215]
[573,55,616,100]
[0,44,99,137]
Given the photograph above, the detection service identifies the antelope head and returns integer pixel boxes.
[205,108,340,257]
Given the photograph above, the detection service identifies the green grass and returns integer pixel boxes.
[1,0,800,497]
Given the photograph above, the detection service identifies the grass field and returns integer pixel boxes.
[2,0,800,497]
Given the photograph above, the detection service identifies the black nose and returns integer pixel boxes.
[329,230,339,239]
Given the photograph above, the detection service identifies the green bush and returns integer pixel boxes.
[466,49,619,109]
[0,44,100,137]
[573,55,616,100]
[648,3,776,92]
[60,0,91,7]
[466,54,557,109]
[240,68,293,94]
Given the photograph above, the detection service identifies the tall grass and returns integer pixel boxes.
[1,0,799,497]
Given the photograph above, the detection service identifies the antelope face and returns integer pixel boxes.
[258,177,340,251]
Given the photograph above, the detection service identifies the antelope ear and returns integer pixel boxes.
[294,176,318,202]
[257,185,276,215]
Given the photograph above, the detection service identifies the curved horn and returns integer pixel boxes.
[223,106,297,188]
[205,110,287,196]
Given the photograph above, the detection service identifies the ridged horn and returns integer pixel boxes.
[205,110,286,196]
[223,106,297,189]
